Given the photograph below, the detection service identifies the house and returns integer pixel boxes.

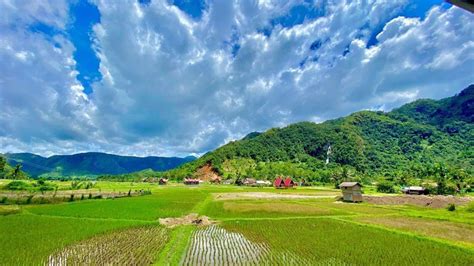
[274,176,296,189]
[402,186,427,195]
[339,182,363,202]
[222,179,233,185]
[255,180,272,186]
[243,178,256,186]
[183,178,200,185]
[159,178,168,185]
[209,176,222,184]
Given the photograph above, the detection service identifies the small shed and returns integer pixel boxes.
[159,178,168,185]
[339,182,363,202]
[402,186,427,195]
[274,176,296,189]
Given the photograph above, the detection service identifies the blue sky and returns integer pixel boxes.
[0,0,473,157]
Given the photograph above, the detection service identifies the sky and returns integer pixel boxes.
[0,0,473,158]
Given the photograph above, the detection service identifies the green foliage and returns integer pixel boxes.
[153,86,473,193]
[376,181,397,193]
[5,180,32,191]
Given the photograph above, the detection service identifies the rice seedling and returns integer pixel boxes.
[182,225,271,265]
[223,218,474,265]
[48,225,169,265]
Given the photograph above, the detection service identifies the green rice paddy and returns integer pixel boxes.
[0,182,473,265]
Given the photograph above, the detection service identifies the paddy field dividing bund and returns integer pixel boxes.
[0,182,473,265]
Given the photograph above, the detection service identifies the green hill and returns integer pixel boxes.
[4,152,196,178]
[161,85,473,185]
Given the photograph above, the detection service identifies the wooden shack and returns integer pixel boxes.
[339,182,363,202]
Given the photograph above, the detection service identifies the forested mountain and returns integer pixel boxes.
[3,152,196,177]
[160,85,473,185]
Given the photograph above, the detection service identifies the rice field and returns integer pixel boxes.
[0,183,473,265]
[182,225,311,265]
[223,218,474,265]
[48,225,168,265]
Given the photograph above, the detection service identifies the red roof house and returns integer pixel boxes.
[284,177,296,188]
[274,176,296,189]
[274,177,283,187]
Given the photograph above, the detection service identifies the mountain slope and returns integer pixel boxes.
[163,85,473,180]
[4,152,196,177]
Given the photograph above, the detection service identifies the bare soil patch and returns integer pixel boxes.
[159,213,215,228]
[214,192,337,201]
[364,195,472,208]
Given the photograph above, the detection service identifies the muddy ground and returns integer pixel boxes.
[364,195,472,208]
[159,213,215,228]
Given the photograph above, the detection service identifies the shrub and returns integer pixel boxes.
[0,197,7,204]
[447,203,456,211]
[5,181,31,191]
[376,181,396,193]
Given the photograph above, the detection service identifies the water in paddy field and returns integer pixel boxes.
[181,225,310,265]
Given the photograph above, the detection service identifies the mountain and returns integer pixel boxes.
[4,152,196,177]
[161,85,473,181]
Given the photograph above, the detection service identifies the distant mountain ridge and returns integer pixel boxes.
[4,152,196,177]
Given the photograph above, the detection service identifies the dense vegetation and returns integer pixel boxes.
[149,85,473,192]
[3,152,195,177]
[0,156,28,180]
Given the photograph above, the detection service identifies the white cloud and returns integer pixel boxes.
[1,0,473,157]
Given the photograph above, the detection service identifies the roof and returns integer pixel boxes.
[339,182,362,188]
[284,177,294,187]
[407,186,425,191]
[274,177,283,187]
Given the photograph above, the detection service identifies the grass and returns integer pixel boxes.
[354,215,474,248]
[26,187,207,220]
[223,218,474,265]
[0,213,145,265]
[0,205,21,215]
[48,224,169,265]
[201,199,347,219]
[0,182,473,265]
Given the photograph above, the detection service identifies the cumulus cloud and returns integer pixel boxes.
[1,0,473,157]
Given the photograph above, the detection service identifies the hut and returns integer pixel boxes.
[183,178,200,185]
[255,180,272,187]
[159,178,168,185]
[274,176,296,189]
[243,178,256,186]
[210,176,222,184]
[402,186,427,195]
[339,182,363,202]
[222,179,233,185]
